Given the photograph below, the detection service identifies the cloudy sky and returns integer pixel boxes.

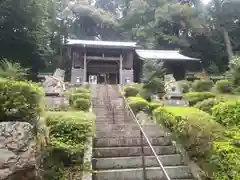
[202,0,212,4]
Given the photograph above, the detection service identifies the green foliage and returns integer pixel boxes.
[228,56,240,86]
[179,80,192,93]
[153,107,224,158]
[191,79,214,92]
[73,98,91,111]
[149,102,163,113]
[0,59,29,80]
[43,111,95,179]
[139,88,152,101]
[71,93,91,101]
[210,142,240,180]
[0,80,44,123]
[184,92,216,106]
[127,97,149,114]
[67,87,92,111]
[0,0,54,78]
[124,86,140,97]
[73,87,91,94]
[212,101,240,127]
[194,98,226,114]
[215,79,233,93]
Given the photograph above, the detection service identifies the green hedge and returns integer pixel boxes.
[124,85,140,97]
[127,97,149,114]
[215,79,233,93]
[0,80,44,123]
[154,107,223,158]
[212,101,240,127]
[43,111,95,179]
[67,87,92,111]
[194,98,226,114]
[153,107,240,179]
[71,92,91,101]
[184,92,216,106]
[73,98,91,111]
[192,79,214,92]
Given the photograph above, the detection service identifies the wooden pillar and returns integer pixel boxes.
[120,54,123,84]
[83,49,87,83]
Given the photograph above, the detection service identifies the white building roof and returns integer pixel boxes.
[66,39,137,48]
[136,49,199,61]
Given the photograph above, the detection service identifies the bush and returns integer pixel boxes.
[215,79,233,93]
[179,80,192,93]
[192,79,214,92]
[153,107,224,158]
[212,101,240,127]
[184,92,216,106]
[210,142,240,180]
[139,88,152,101]
[43,111,95,179]
[149,102,163,113]
[153,106,240,179]
[73,98,91,111]
[194,98,226,114]
[0,80,44,123]
[74,87,91,94]
[72,93,91,101]
[124,86,140,97]
[127,97,149,114]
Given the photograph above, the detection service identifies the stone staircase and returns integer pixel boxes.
[92,84,195,180]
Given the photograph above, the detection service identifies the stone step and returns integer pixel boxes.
[96,129,165,138]
[93,154,184,170]
[93,146,176,158]
[95,124,162,132]
[94,137,172,147]
[93,166,193,180]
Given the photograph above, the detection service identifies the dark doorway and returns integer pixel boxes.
[171,62,186,81]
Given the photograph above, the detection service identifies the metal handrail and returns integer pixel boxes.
[118,84,171,180]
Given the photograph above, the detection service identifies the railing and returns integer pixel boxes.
[118,84,171,180]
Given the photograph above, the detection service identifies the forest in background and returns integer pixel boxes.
[0,0,240,78]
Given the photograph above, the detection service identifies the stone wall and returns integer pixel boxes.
[0,122,36,180]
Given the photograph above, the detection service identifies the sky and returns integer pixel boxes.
[202,0,212,4]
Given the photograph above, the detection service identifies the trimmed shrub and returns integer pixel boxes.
[153,107,224,158]
[192,79,214,92]
[0,80,44,123]
[184,92,216,106]
[194,98,226,114]
[43,111,95,179]
[215,79,233,93]
[127,97,149,114]
[149,102,163,113]
[212,101,240,127]
[74,87,91,94]
[153,106,240,179]
[124,86,140,97]
[72,93,91,101]
[73,98,91,111]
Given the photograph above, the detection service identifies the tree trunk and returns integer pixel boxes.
[223,29,234,61]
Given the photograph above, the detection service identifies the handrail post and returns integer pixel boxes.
[140,130,147,180]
